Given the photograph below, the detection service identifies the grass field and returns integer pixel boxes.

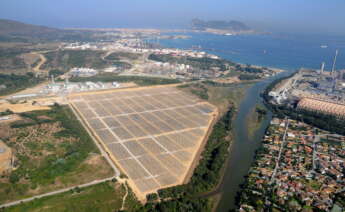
[0,105,113,204]
[4,181,141,212]
[179,81,255,114]
[70,73,181,86]
[246,104,267,138]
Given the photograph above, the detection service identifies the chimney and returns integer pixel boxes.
[320,62,325,75]
[331,49,339,78]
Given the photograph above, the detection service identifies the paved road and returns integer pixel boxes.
[0,177,115,209]
[270,118,289,183]
[312,135,320,170]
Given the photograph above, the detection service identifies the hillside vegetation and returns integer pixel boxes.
[0,105,113,204]
[42,50,110,72]
[0,73,42,96]
[0,19,96,42]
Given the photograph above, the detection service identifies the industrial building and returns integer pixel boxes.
[297,98,345,118]
[269,50,345,113]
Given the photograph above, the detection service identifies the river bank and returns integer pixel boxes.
[214,69,293,211]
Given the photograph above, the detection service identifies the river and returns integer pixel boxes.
[215,70,293,211]
[158,32,343,211]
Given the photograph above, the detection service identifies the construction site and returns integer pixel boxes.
[68,85,218,199]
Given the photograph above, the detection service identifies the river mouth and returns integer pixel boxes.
[215,70,293,212]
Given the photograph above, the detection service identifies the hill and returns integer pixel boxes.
[191,18,252,34]
[0,19,94,42]
[0,19,60,36]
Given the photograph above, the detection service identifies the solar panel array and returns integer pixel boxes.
[69,86,216,196]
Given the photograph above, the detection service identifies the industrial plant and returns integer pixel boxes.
[269,50,345,117]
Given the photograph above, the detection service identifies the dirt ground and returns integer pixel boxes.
[0,101,51,113]
[212,76,240,84]
[0,141,12,174]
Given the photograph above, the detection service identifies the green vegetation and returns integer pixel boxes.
[0,73,42,96]
[112,61,132,70]
[42,50,110,72]
[235,64,264,74]
[0,105,113,204]
[4,181,140,212]
[141,197,212,212]
[255,105,267,120]
[70,73,181,86]
[0,19,97,43]
[178,83,209,100]
[238,74,260,81]
[148,53,234,72]
[146,193,159,202]
[148,54,267,79]
[105,52,141,61]
[48,69,64,77]
[0,48,28,71]
[0,109,13,116]
[180,81,254,114]
[246,104,268,137]
[139,106,235,211]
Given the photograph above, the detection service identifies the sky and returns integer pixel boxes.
[0,0,345,35]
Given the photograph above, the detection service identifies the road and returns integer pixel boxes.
[0,177,115,209]
[312,135,320,170]
[270,118,289,183]
[32,53,47,75]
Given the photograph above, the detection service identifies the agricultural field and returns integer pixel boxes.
[69,85,217,199]
[0,106,114,204]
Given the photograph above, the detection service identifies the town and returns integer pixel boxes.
[239,118,345,211]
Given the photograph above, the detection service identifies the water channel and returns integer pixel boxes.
[215,70,294,211]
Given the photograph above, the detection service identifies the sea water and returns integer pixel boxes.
[159,32,345,71]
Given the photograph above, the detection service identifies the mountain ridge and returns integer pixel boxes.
[191,18,252,33]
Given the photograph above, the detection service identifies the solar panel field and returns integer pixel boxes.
[69,85,217,199]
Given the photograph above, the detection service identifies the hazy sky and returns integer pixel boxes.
[1,0,344,35]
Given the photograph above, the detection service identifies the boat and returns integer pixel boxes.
[320,45,328,48]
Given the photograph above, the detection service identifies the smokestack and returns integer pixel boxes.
[320,62,325,75]
[51,75,55,84]
[331,49,339,77]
